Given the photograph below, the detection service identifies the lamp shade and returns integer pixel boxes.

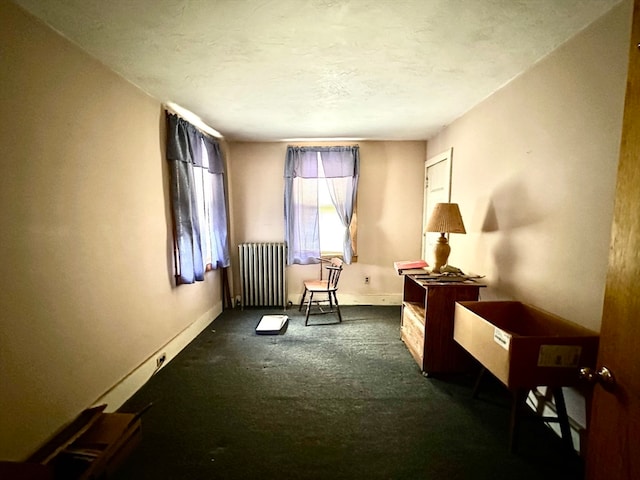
[425,203,466,234]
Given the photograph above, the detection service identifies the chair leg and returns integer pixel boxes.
[333,292,342,322]
[305,292,314,326]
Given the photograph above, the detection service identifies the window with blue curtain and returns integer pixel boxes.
[166,112,230,284]
[284,146,359,265]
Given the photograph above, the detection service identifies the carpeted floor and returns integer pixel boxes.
[114,306,583,480]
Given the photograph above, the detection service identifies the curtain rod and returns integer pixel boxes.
[164,102,223,139]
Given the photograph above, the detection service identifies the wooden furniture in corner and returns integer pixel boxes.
[401,274,483,375]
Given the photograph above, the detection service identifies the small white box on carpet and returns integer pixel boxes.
[255,314,289,335]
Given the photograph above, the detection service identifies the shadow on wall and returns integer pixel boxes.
[482,175,546,299]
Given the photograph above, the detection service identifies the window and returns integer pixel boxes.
[284,146,359,265]
[166,113,230,284]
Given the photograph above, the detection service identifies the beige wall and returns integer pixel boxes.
[426,0,632,444]
[428,0,632,332]
[227,141,426,306]
[0,2,222,460]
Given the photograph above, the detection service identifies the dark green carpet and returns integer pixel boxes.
[114,306,583,479]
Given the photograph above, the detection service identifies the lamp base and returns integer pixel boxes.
[432,234,450,273]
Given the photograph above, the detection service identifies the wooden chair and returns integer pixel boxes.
[299,257,344,326]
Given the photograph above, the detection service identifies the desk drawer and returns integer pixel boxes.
[402,302,425,366]
[455,301,598,389]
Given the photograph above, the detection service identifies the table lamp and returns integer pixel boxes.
[425,202,466,273]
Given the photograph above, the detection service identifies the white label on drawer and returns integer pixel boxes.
[493,328,511,350]
[537,345,582,368]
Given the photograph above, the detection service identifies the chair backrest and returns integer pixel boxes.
[325,257,344,290]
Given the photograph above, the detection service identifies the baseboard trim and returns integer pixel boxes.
[288,294,403,307]
[93,302,222,412]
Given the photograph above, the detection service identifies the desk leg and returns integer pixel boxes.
[222,267,232,310]
[552,387,574,451]
[472,367,486,399]
[509,389,528,453]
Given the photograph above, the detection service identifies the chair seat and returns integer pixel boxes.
[303,280,337,292]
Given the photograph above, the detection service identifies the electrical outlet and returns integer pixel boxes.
[364,276,370,284]
[156,353,167,369]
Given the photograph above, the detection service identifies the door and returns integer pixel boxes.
[586,2,640,478]
[422,148,453,262]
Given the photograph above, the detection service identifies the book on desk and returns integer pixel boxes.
[393,259,429,275]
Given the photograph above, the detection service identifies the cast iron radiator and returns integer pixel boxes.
[238,243,287,308]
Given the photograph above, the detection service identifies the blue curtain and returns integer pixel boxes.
[284,146,359,265]
[166,113,230,284]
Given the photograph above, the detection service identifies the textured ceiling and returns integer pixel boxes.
[12,0,622,141]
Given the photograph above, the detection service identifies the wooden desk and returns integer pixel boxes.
[401,275,483,375]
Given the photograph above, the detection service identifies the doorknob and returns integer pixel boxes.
[579,366,616,391]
